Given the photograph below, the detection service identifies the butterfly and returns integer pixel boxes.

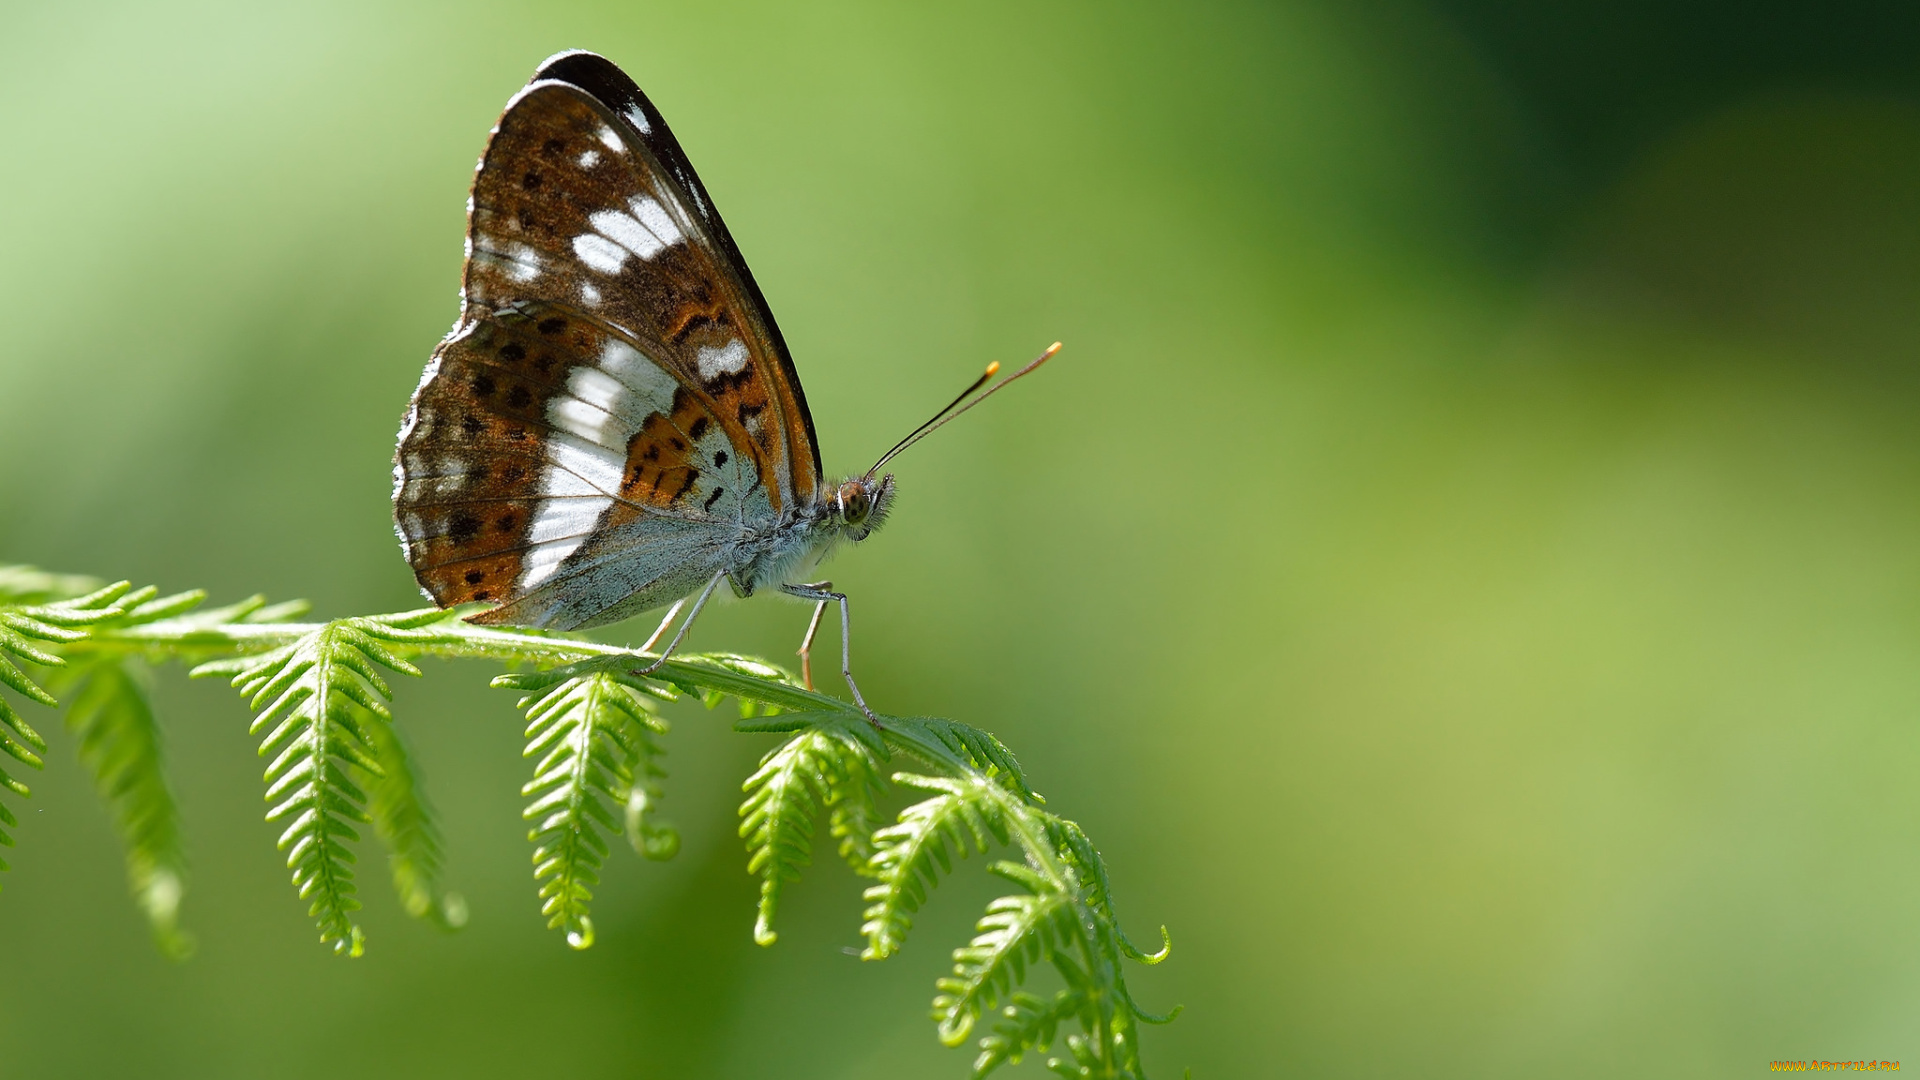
[392,50,1055,717]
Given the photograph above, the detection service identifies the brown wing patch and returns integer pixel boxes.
[395,308,618,607]
[397,301,750,611]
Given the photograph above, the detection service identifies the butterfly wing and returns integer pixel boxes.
[394,53,820,629]
[530,49,823,489]
[395,303,761,629]
[467,57,821,508]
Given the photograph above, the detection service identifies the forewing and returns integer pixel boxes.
[462,67,819,509]
[532,49,814,447]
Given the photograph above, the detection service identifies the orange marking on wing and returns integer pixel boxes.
[773,375,816,497]
[417,551,525,606]
[621,389,711,509]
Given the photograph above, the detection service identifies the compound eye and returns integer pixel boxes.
[839,483,871,523]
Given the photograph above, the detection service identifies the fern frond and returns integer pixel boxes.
[971,987,1088,1078]
[736,712,886,945]
[933,862,1073,1046]
[148,591,310,635]
[861,772,1011,959]
[361,717,465,930]
[60,658,193,956]
[203,617,427,956]
[738,730,827,946]
[828,735,887,876]
[1045,817,1170,967]
[622,693,677,863]
[494,659,671,949]
[0,562,1177,1073]
[0,565,103,603]
[0,577,141,877]
[0,578,135,719]
[648,651,809,715]
[1050,1028,1135,1080]
[889,716,1035,801]
[0,794,14,871]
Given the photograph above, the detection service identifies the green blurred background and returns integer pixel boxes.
[4,0,1920,1075]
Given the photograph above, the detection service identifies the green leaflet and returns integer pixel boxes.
[208,618,429,956]
[935,864,1075,1046]
[970,987,1087,1078]
[0,566,105,604]
[0,576,144,882]
[59,659,193,957]
[496,659,674,949]
[861,772,1010,959]
[363,715,466,931]
[737,712,886,945]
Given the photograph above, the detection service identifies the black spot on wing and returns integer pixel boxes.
[448,512,481,544]
[670,470,699,503]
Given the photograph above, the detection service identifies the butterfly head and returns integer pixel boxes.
[821,342,1059,547]
[831,474,895,542]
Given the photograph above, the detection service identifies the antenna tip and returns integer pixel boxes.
[984,360,1001,377]
[1045,341,1063,357]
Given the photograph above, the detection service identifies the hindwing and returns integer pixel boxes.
[395,303,764,627]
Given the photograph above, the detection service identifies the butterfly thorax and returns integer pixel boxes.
[728,473,894,597]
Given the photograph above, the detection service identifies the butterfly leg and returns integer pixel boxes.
[780,582,878,724]
[631,569,726,676]
[640,598,687,653]
[793,581,832,691]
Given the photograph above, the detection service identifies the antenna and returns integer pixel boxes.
[866,342,1063,477]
